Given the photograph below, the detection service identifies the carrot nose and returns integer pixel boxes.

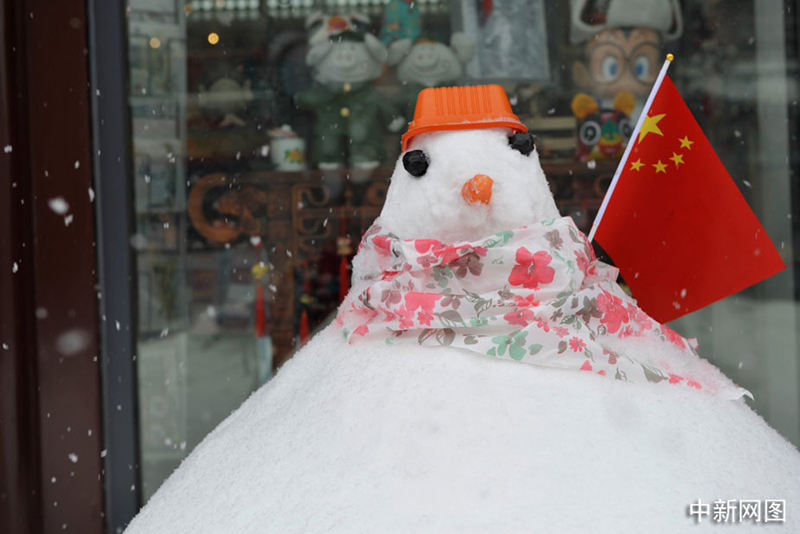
[461,174,493,205]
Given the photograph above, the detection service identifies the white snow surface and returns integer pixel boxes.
[127,327,800,533]
[126,128,800,532]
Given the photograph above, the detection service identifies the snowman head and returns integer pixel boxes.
[379,86,560,242]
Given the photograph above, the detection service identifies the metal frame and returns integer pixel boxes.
[86,0,142,531]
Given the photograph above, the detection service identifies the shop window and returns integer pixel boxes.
[125,0,800,500]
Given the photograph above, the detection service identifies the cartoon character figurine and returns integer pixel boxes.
[571,91,634,161]
[387,33,475,120]
[569,0,683,149]
[295,30,403,171]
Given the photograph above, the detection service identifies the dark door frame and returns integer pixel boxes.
[1,0,107,532]
[1,0,141,533]
[86,0,142,531]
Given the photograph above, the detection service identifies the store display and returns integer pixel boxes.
[123,85,800,533]
[387,33,475,119]
[296,30,403,170]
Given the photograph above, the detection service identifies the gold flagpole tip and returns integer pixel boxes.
[666,53,674,61]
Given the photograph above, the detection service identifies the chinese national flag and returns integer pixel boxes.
[593,75,785,323]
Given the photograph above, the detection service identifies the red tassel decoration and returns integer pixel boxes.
[339,256,349,303]
[337,211,352,304]
[299,307,310,346]
[254,283,266,338]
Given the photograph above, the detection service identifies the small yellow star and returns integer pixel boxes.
[653,160,667,173]
[638,113,666,143]
[669,152,684,167]
[679,136,694,150]
[630,158,644,171]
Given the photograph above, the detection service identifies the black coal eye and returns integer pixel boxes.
[403,150,429,178]
[508,131,535,156]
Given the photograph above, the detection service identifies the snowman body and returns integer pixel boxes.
[125,127,800,533]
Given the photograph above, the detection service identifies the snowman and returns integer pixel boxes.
[125,86,800,533]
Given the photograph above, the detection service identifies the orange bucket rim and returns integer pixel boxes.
[400,85,527,151]
[401,119,527,151]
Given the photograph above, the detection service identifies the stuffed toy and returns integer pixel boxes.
[571,90,634,161]
[295,30,403,171]
[387,33,475,120]
[570,0,682,126]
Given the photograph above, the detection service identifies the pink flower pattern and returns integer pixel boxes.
[504,309,536,327]
[569,337,586,352]
[597,290,629,334]
[508,248,555,289]
[337,218,748,399]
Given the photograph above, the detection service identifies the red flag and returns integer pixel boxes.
[591,72,785,323]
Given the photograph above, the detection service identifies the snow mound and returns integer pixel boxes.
[126,325,800,533]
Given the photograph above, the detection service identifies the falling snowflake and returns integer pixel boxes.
[48,197,69,215]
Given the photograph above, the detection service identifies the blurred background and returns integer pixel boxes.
[1,0,799,532]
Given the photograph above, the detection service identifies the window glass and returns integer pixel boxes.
[126,0,800,500]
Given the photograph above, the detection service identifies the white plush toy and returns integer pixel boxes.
[387,33,475,119]
[125,86,800,534]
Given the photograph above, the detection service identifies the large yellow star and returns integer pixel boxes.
[669,152,684,167]
[653,160,667,173]
[679,135,694,149]
[630,159,644,171]
[638,113,666,143]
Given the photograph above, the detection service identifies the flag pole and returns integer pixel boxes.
[587,54,675,243]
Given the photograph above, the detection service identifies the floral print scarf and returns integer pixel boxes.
[337,217,748,399]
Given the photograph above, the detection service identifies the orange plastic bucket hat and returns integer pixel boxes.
[401,85,527,151]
